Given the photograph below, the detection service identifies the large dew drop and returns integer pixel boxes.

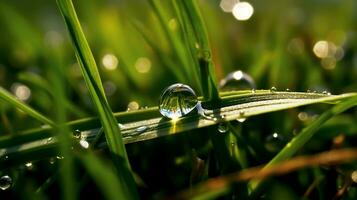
[219,70,256,91]
[159,83,198,120]
[0,175,12,191]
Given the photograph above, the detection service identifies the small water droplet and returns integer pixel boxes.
[270,87,277,93]
[217,123,228,133]
[56,156,64,160]
[79,140,89,149]
[135,126,148,133]
[286,88,290,92]
[236,111,247,122]
[219,70,256,91]
[25,162,33,170]
[49,157,56,164]
[322,90,331,95]
[265,132,285,152]
[237,118,246,123]
[73,129,81,139]
[127,101,139,111]
[159,83,198,119]
[0,175,12,191]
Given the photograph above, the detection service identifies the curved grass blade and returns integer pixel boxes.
[1,91,356,168]
[56,0,138,198]
[0,87,55,127]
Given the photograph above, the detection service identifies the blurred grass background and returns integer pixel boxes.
[1,0,357,199]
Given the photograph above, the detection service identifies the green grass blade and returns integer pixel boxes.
[56,0,138,198]
[56,0,104,96]
[1,91,356,168]
[148,0,198,86]
[0,87,55,127]
[174,0,219,102]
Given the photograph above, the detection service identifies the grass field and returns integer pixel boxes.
[1,0,357,199]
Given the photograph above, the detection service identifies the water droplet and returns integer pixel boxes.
[219,70,256,91]
[265,132,285,152]
[0,175,12,191]
[251,89,256,94]
[127,101,139,111]
[286,88,290,92]
[135,126,148,133]
[322,91,331,95]
[159,83,198,119]
[73,129,81,139]
[79,140,89,149]
[237,118,246,123]
[25,162,33,170]
[270,87,277,93]
[237,110,246,122]
[56,156,64,160]
[218,123,228,133]
[49,157,56,164]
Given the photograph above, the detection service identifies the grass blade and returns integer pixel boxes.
[0,87,55,127]
[173,0,219,102]
[1,91,356,168]
[56,0,138,198]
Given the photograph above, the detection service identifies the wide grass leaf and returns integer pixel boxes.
[1,91,356,167]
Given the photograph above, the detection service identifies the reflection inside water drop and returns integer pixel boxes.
[159,83,198,120]
[0,175,12,191]
[220,70,256,91]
